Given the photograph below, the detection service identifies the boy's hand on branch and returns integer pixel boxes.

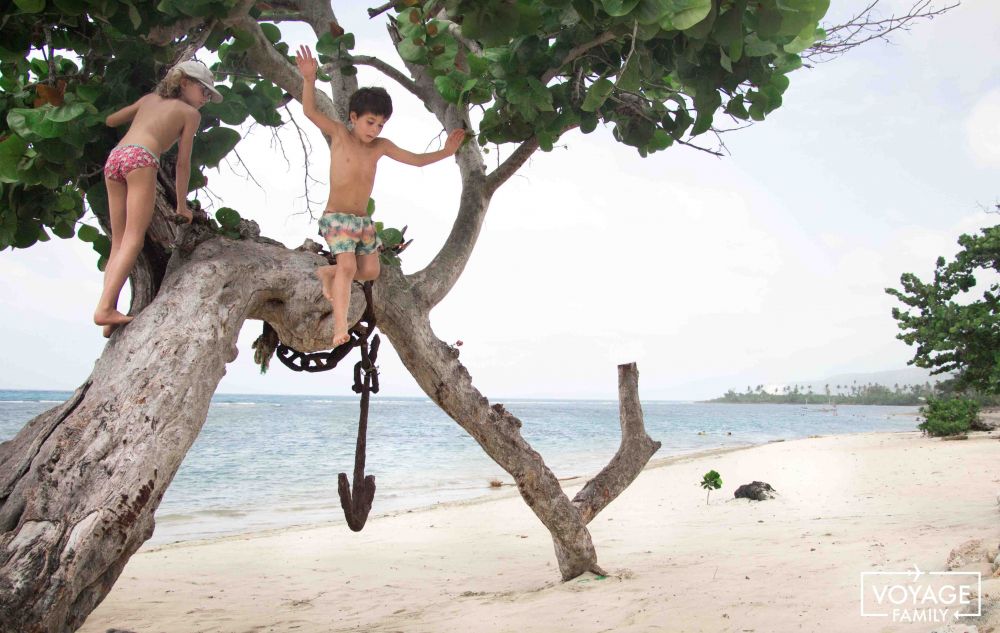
[444,129,466,154]
[296,45,318,82]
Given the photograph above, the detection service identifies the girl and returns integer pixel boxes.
[94,60,222,335]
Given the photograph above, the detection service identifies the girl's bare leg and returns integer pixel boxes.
[97,176,128,336]
[330,252,357,346]
[93,167,156,328]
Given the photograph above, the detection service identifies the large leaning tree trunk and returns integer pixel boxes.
[0,3,662,632]
[0,223,661,632]
[0,0,948,627]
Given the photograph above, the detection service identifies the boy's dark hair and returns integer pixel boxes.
[349,87,392,119]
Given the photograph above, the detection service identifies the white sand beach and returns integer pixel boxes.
[79,431,1000,633]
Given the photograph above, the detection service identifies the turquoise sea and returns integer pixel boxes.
[0,389,920,546]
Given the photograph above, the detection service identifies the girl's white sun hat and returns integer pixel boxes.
[175,60,223,103]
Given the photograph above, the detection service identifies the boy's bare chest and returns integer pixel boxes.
[330,144,378,177]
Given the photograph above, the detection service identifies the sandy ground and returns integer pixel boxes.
[79,431,1000,633]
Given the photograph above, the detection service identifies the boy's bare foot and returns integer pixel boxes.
[332,328,351,347]
[316,265,336,301]
[102,324,116,338]
[94,309,133,327]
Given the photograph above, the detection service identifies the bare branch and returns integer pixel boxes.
[257,10,304,22]
[485,137,540,196]
[541,31,617,84]
[228,13,341,124]
[447,22,482,56]
[807,0,960,60]
[367,1,393,18]
[674,137,725,158]
[572,363,661,524]
[228,148,267,193]
[279,0,357,120]
[282,103,324,218]
[146,16,207,46]
[347,56,425,100]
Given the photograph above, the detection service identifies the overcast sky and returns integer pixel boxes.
[0,0,996,400]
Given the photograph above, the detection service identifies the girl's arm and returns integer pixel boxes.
[173,108,202,224]
[105,95,146,127]
[379,130,466,167]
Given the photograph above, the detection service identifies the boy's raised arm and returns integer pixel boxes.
[295,45,345,137]
[380,129,465,167]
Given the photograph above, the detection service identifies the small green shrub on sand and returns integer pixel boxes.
[918,398,980,437]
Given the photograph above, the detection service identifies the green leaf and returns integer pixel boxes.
[77,224,101,242]
[75,84,102,103]
[260,23,281,43]
[724,95,748,119]
[230,29,255,53]
[45,103,87,123]
[14,0,45,13]
[397,37,427,63]
[617,55,642,92]
[581,78,614,112]
[718,46,732,72]
[367,198,375,216]
[216,207,241,228]
[379,227,403,248]
[434,74,462,103]
[192,126,241,168]
[659,0,713,31]
[125,1,142,29]
[650,128,673,150]
[684,0,718,37]
[462,2,520,47]
[538,132,554,152]
[8,108,65,140]
[744,34,778,57]
[0,135,27,183]
[53,0,87,13]
[525,77,554,111]
[600,0,641,17]
[316,32,336,56]
[784,24,823,54]
[637,0,671,25]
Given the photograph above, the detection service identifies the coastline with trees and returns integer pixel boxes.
[708,381,941,405]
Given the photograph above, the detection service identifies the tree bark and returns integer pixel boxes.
[0,228,362,632]
[373,267,661,579]
[0,10,665,630]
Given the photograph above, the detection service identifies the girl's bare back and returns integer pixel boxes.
[118,94,198,155]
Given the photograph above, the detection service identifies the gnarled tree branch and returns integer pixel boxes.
[572,363,661,524]
[485,137,540,196]
[541,31,617,84]
[350,55,424,100]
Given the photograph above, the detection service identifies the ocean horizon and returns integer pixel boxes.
[0,389,921,547]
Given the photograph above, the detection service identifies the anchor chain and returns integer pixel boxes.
[267,281,380,531]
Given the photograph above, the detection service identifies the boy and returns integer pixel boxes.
[295,45,465,347]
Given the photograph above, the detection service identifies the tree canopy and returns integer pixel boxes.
[0,0,833,263]
[887,222,1000,394]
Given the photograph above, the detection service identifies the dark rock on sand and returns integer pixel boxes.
[734,481,777,501]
